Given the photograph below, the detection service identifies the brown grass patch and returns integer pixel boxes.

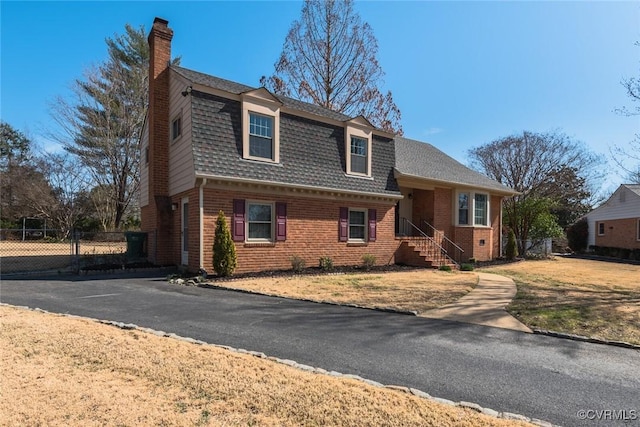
[0,305,530,426]
[481,257,640,344]
[207,270,478,314]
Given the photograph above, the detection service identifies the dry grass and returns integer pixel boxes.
[0,305,530,427]
[481,257,640,344]
[207,270,478,314]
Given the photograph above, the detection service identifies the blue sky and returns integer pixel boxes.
[2,1,639,194]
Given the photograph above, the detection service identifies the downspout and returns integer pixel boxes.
[499,197,504,257]
[199,178,207,273]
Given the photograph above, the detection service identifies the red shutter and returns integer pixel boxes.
[339,207,348,242]
[232,199,245,242]
[368,209,377,242]
[276,202,287,241]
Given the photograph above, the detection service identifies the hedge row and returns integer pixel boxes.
[589,245,640,261]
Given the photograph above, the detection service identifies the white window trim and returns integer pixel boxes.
[344,124,372,177]
[348,208,368,243]
[242,98,280,163]
[598,222,605,236]
[455,191,490,227]
[246,200,275,243]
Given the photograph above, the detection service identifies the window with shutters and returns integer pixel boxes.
[233,199,286,243]
[339,207,377,243]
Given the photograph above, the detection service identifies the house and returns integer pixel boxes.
[586,184,640,250]
[140,17,516,274]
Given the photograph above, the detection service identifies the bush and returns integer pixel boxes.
[290,255,306,272]
[439,265,452,272]
[460,263,474,271]
[361,253,376,270]
[506,229,518,261]
[213,210,237,277]
[319,256,333,271]
[566,218,588,253]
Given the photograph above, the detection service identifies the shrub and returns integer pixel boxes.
[566,218,588,253]
[290,255,306,272]
[439,265,452,272]
[460,263,474,271]
[213,210,237,277]
[361,253,376,270]
[319,256,333,271]
[506,229,518,261]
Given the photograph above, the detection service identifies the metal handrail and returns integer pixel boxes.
[423,221,464,253]
[401,218,457,267]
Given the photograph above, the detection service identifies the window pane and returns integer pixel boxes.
[249,135,273,159]
[349,210,365,226]
[458,193,469,225]
[349,225,365,239]
[250,113,272,138]
[248,204,272,222]
[350,137,368,174]
[248,223,271,239]
[474,194,488,226]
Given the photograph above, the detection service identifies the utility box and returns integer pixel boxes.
[124,232,147,261]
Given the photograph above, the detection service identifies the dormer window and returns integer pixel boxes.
[241,89,281,163]
[350,137,368,175]
[249,113,274,160]
[344,117,373,177]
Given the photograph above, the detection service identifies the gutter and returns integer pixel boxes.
[394,169,519,196]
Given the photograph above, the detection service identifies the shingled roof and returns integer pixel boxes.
[394,137,516,194]
[172,66,351,123]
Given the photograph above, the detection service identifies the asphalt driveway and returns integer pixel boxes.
[1,271,638,427]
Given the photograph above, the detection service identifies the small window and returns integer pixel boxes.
[458,193,469,225]
[247,202,273,241]
[172,117,182,141]
[598,222,605,236]
[350,137,368,174]
[349,209,366,241]
[249,113,273,160]
[637,219,640,241]
[145,146,149,165]
[474,194,488,226]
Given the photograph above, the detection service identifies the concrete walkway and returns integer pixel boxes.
[421,272,532,332]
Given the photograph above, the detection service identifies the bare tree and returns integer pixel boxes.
[261,0,402,134]
[23,152,89,239]
[49,24,173,230]
[468,130,602,254]
[611,41,640,183]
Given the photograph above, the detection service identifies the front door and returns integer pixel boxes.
[181,198,189,265]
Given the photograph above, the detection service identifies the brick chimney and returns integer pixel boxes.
[142,17,173,265]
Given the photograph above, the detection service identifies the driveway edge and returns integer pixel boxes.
[4,303,557,427]
[532,328,640,350]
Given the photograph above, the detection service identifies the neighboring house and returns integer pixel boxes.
[140,18,516,274]
[586,184,640,250]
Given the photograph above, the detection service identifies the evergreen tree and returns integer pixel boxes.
[213,211,237,276]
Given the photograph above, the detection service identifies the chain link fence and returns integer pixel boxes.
[0,230,148,275]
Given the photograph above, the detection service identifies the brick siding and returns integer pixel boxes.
[595,218,640,250]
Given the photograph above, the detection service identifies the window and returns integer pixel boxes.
[350,137,368,174]
[637,219,640,241]
[172,116,182,141]
[339,207,376,242]
[457,191,489,226]
[474,193,488,226]
[458,193,469,225]
[598,222,605,236]
[233,199,287,242]
[145,146,149,165]
[349,209,366,241]
[247,202,273,241]
[249,113,274,160]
